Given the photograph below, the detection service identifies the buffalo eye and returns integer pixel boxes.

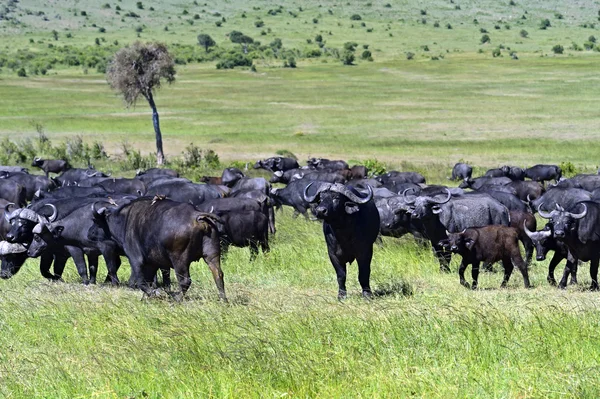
[333,198,340,207]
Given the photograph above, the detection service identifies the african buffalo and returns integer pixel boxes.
[524,164,562,184]
[255,157,299,172]
[304,183,379,299]
[32,157,70,177]
[450,163,472,181]
[524,223,573,288]
[445,226,531,289]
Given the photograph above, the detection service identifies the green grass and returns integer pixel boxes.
[2,212,600,398]
[2,0,600,397]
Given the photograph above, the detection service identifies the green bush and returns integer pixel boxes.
[481,34,490,44]
[341,50,355,65]
[17,68,27,77]
[363,158,387,177]
[540,19,551,29]
[520,29,528,38]
[350,14,362,20]
[406,51,415,60]
[284,57,296,68]
[552,44,564,54]
[215,52,252,69]
[559,161,578,178]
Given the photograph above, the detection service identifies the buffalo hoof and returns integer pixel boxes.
[460,280,470,289]
[547,276,557,286]
[362,290,373,300]
[557,284,567,290]
[90,278,97,285]
[440,266,451,274]
[569,278,578,285]
[471,282,478,290]
[82,279,90,286]
[337,291,347,301]
[589,283,599,291]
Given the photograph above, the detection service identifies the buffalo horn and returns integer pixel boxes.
[0,241,27,255]
[42,203,58,222]
[402,188,417,205]
[567,203,587,220]
[303,182,322,203]
[34,156,40,162]
[537,203,556,219]
[431,188,452,205]
[85,169,98,177]
[197,212,223,225]
[330,183,373,204]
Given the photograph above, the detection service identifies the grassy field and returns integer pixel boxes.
[2,0,600,398]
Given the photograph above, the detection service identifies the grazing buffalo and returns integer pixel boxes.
[32,157,70,177]
[0,166,28,174]
[94,197,225,300]
[230,177,271,196]
[304,183,379,299]
[451,163,472,181]
[524,164,562,184]
[509,210,536,266]
[524,223,573,288]
[484,168,506,178]
[445,226,531,289]
[145,180,226,206]
[539,202,600,290]
[254,157,299,172]
[555,174,600,191]
[97,178,146,196]
[33,185,109,201]
[135,168,179,185]
[507,180,544,202]
[296,171,346,184]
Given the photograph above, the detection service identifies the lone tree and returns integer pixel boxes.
[106,41,175,165]
[197,33,216,52]
[229,30,254,53]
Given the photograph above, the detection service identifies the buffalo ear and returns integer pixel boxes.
[345,202,360,214]
[52,225,64,238]
[465,238,475,250]
[432,205,443,214]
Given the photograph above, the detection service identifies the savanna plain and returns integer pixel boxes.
[1,0,600,397]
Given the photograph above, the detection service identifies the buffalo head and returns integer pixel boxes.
[404,188,452,219]
[444,229,472,253]
[524,222,553,261]
[303,183,373,221]
[0,241,28,279]
[6,204,57,244]
[538,202,587,239]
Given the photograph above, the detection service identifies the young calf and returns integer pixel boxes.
[524,223,575,288]
[445,225,531,289]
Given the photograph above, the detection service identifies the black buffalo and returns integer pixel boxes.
[94,197,225,300]
[32,157,70,177]
[539,202,600,290]
[524,164,562,184]
[304,183,379,299]
[0,179,27,207]
[529,187,591,215]
[524,223,573,288]
[450,163,472,181]
[254,157,299,172]
[55,167,111,187]
[306,158,349,171]
[1,172,57,201]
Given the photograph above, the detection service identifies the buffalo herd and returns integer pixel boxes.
[1,156,600,300]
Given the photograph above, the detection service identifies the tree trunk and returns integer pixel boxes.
[145,91,165,165]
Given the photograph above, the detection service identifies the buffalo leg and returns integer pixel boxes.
[39,253,59,280]
[66,246,89,285]
[432,244,451,273]
[249,241,259,261]
[268,207,276,234]
[161,268,171,290]
[328,252,347,300]
[590,258,599,291]
[523,238,534,267]
[356,247,373,299]
[548,253,564,286]
[204,253,226,301]
[52,251,68,280]
[172,264,192,299]
[501,258,514,288]
[87,253,99,285]
[511,254,531,288]
[471,261,480,290]
[458,259,470,288]
[99,246,120,285]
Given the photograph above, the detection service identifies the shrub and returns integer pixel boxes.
[446,23,452,29]
[589,35,597,43]
[17,68,27,77]
[406,51,415,60]
[433,21,440,27]
[80,11,87,16]
[136,1,143,9]
[481,34,491,44]
[341,51,355,65]
[584,41,595,50]
[350,14,362,20]
[552,44,564,54]
[344,42,358,51]
[284,57,296,68]
[559,161,578,178]
[520,29,528,38]
[554,12,563,20]
[480,28,488,33]
[255,20,264,28]
[361,50,372,60]
[420,10,427,15]
[492,48,501,57]
[509,0,516,5]
[315,34,323,43]
[215,21,222,27]
[363,158,386,176]
[540,19,551,29]
[215,53,252,69]
[312,18,318,24]
[99,27,106,33]
[102,3,111,8]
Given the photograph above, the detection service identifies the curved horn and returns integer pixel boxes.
[567,203,587,220]
[34,156,40,162]
[197,212,223,225]
[5,203,15,214]
[402,188,416,205]
[330,184,373,204]
[431,188,452,205]
[105,172,112,177]
[303,182,319,203]
[85,169,98,177]
[537,203,556,219]
[527,194,532,203]
[41,204,58,222]
[524,221,535,239]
